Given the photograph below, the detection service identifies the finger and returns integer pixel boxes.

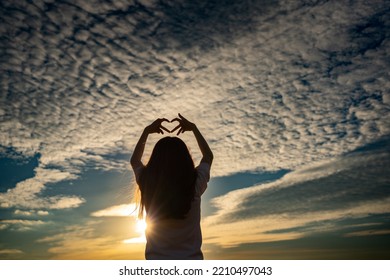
[170,124,181,133]
[160,125,170,133]
[171,118,181,123]
[178,113,187,121]
[160,118,169,123]
[158,128,164,134]
[177,128,184,135]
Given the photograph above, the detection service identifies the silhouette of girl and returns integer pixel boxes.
[131,113,213,260]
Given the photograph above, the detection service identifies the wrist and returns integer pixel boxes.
[142,127,151,138]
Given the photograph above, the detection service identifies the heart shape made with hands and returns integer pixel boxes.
[161,119,181,133]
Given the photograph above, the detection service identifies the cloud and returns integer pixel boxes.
[0,249,24,255]
[90,203,148,245]
[344,229,390,237]
[91,203,138,217]
[0,219,47,231]
[14,209,50,217]
[14,210,33,216]
[123,236,146,244]
[37,220,144,259]
[0,167,84,210]
[204,198,390,248]
[203,144,390,247]
[0,0,388,181]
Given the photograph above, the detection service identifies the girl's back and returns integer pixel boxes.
[135,161,210,259]
[130,114,213,260]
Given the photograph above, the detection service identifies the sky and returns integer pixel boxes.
[0,0,389,259]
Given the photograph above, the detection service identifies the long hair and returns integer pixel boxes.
[138,137,196,220]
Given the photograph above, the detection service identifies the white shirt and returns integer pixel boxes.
[134,162,210,260]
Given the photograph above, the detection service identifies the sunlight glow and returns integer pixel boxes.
[123,235,146,244]
[123,218,148,244]
[136,219,147,233]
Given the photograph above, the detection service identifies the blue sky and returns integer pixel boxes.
[0,0,389,259]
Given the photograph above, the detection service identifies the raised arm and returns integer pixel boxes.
[171,113,213,165]
[130,118,169,169]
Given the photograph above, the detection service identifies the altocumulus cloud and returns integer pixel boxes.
[0,219,48,231]
[0,0,389,236]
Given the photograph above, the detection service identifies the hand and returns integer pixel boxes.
[171,113,196,135]
[145,118,170,134]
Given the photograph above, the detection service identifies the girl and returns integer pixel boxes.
[130,113,213,260]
